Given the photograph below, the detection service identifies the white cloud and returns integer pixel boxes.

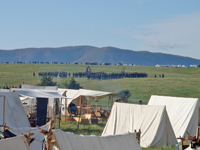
[133,12,200,59]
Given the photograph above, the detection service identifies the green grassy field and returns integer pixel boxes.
[1,63,200,105]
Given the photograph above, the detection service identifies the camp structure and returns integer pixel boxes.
[11,88,67,127]
[0,91,31,132]
[0,135,29,150]
[51,129,141,150]
[148,95,200,138]
[58,88,123,115]
[102,102,177,148]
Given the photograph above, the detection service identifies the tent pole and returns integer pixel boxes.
[65,98,67,122]
[79,96,81,115]
[59,98,62,129]
[95,96,97,112]
[111,95,113,109]
[107,96,110,109]
[87,96,89,113]
[53,99,55,120]
[47,99,49,118]
[2,96,5,131]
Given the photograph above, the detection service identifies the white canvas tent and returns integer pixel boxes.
[148,95,200,138]
[0,135,29,150]
[0,91,31,131]
[52,129,141,150]
[102,102,177,148]
[6,124,50,150]
[11,88,67,119]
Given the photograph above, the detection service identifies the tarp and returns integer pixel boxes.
[0,135,29,150]
[7,124,50,150]
[22,84,58,90]
[58,88,115,106]
[0,92,31,131]
[102,102,177,148]
[148,95,200,138]
[12,89,66,99]
[52,129,141,150]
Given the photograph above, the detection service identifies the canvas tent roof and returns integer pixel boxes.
[58,88,120,106]
[0,135,29,150]
[0,92,30,131]
[52,129,141,150]
[148,95,200,138]
[102,102,177,148]
[22,84,58,90]
[12,89,66,99]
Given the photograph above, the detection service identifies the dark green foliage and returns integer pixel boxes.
[59,77,82,89]
[38,75,57,86]
[117,89,131,102]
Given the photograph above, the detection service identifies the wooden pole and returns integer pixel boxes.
[79,96,81,115]
[3,96,5,126]
[47,99,49,118]
[111,95,113,109]
[59,98,62,129]
[65,98,67,122]
[2,96,6,131]
[87,96,89,113]
[21,132,34,146]
[37,120,54,150]
[95,96,97,112]
[52,99,55,120]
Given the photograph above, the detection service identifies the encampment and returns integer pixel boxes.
[102,102,177,147]
[51,129,141,150]
[148,95,200,138]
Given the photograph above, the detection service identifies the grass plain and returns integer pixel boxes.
[1,63,200,105]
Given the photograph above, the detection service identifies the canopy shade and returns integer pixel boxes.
[12,89,67,99]
[58,88,122,106]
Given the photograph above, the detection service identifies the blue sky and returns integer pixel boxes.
[0,0,200,59]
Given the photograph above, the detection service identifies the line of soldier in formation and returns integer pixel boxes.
[37,71,148,80]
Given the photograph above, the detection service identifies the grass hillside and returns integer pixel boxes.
[0,63,200,105]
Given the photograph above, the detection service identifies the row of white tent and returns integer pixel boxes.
[1,85,200,149]
[102,95,200,147]
[0,129,141,150]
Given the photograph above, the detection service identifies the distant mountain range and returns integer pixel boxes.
[0,46,199,66]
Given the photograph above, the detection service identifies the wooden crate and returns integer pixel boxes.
[73,117,88,123]
[61,116,74,122]
[84,114,95,119]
